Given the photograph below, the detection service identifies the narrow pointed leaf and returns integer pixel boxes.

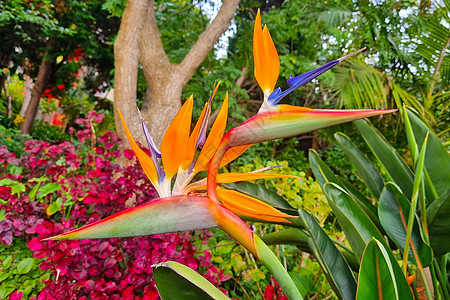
[161,95,193,178]
[426,189,450,255]
[324,183,388,261]
[379,183,432,267]
[308,150,380,229]
[356,239,414,300]
[153,261,230,300]
[355,119,414,198]
[46,196,218,240]
[262,226,359,272]
[299,210,357,300]
[225,106,395,147]
[407,108,450,199]
[334,132,384,199]
[194,94,228,172]
[254,235,304,300]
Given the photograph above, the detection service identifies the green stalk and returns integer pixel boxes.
[402,133,429,274]
[254,235,303,300]
[429,261,440,299]
[440,256,450,298]
[434,259,450,299]
[418,269,433,300]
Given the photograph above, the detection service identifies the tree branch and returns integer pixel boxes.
[178,0,241,86]
[139,0,171,81]
[113,0,150,144]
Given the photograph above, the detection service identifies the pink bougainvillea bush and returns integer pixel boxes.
[0,111,224,299]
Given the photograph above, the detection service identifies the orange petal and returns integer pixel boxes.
[118,109,158,184]
[210,202,258,258]
[184,171,299,194]
[194,93,229,172]
[220,144,252,168]
[182,102,207,170]
[161,95,193,178]
[217,172,299,183]
[216,187,296,223]
[182,83,221,170]
[253,10,280,93]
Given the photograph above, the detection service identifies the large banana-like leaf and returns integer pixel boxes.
[334,132,384,199]
[299,210,357,300]
[46,196,218,240]
[427,189,450,256]
[323,183,387,261]
[308,150,381,229]
[355,119,414,198]
[356,239,414,300]
[153,261,230,300]
[406,109,450,199]
[379,183,433,267]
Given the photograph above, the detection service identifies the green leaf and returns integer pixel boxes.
[47,195,219,240]
[427,189,450,256]
[0,287,15,300]
[2,255,12,269]
[16,258,34,274]
[262,228,310,252]
[46,197,69,216]
[355,119,414,198]
[223,182,297,214]
[356,239,414,300]
[324,183,387,261]
[37,183,61,199]
[406,109,450,199]
[0,178,25,196]
[379,183,432,267]
[308,149,380,228]
[0,209,6,222]
[153,261,230,300]
[289,269,316,296]
[254,235,304,300]
[299,210,357,300]
[28,181,41,202]
[334,132,384,199]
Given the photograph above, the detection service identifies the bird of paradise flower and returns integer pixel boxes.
[47,10,395,299]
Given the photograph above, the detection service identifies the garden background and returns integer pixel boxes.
[0,0,449,299]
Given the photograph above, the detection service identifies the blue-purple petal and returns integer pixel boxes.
[267,60,339,105]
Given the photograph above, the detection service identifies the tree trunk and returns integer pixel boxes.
[113,0,150,145]
[20,57,55,134]
[114,0,240,147]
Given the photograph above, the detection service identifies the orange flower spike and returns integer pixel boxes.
[194,92,229,172]
[161,95,194,178]
[118,110,159,185]
[253,10,280,96]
